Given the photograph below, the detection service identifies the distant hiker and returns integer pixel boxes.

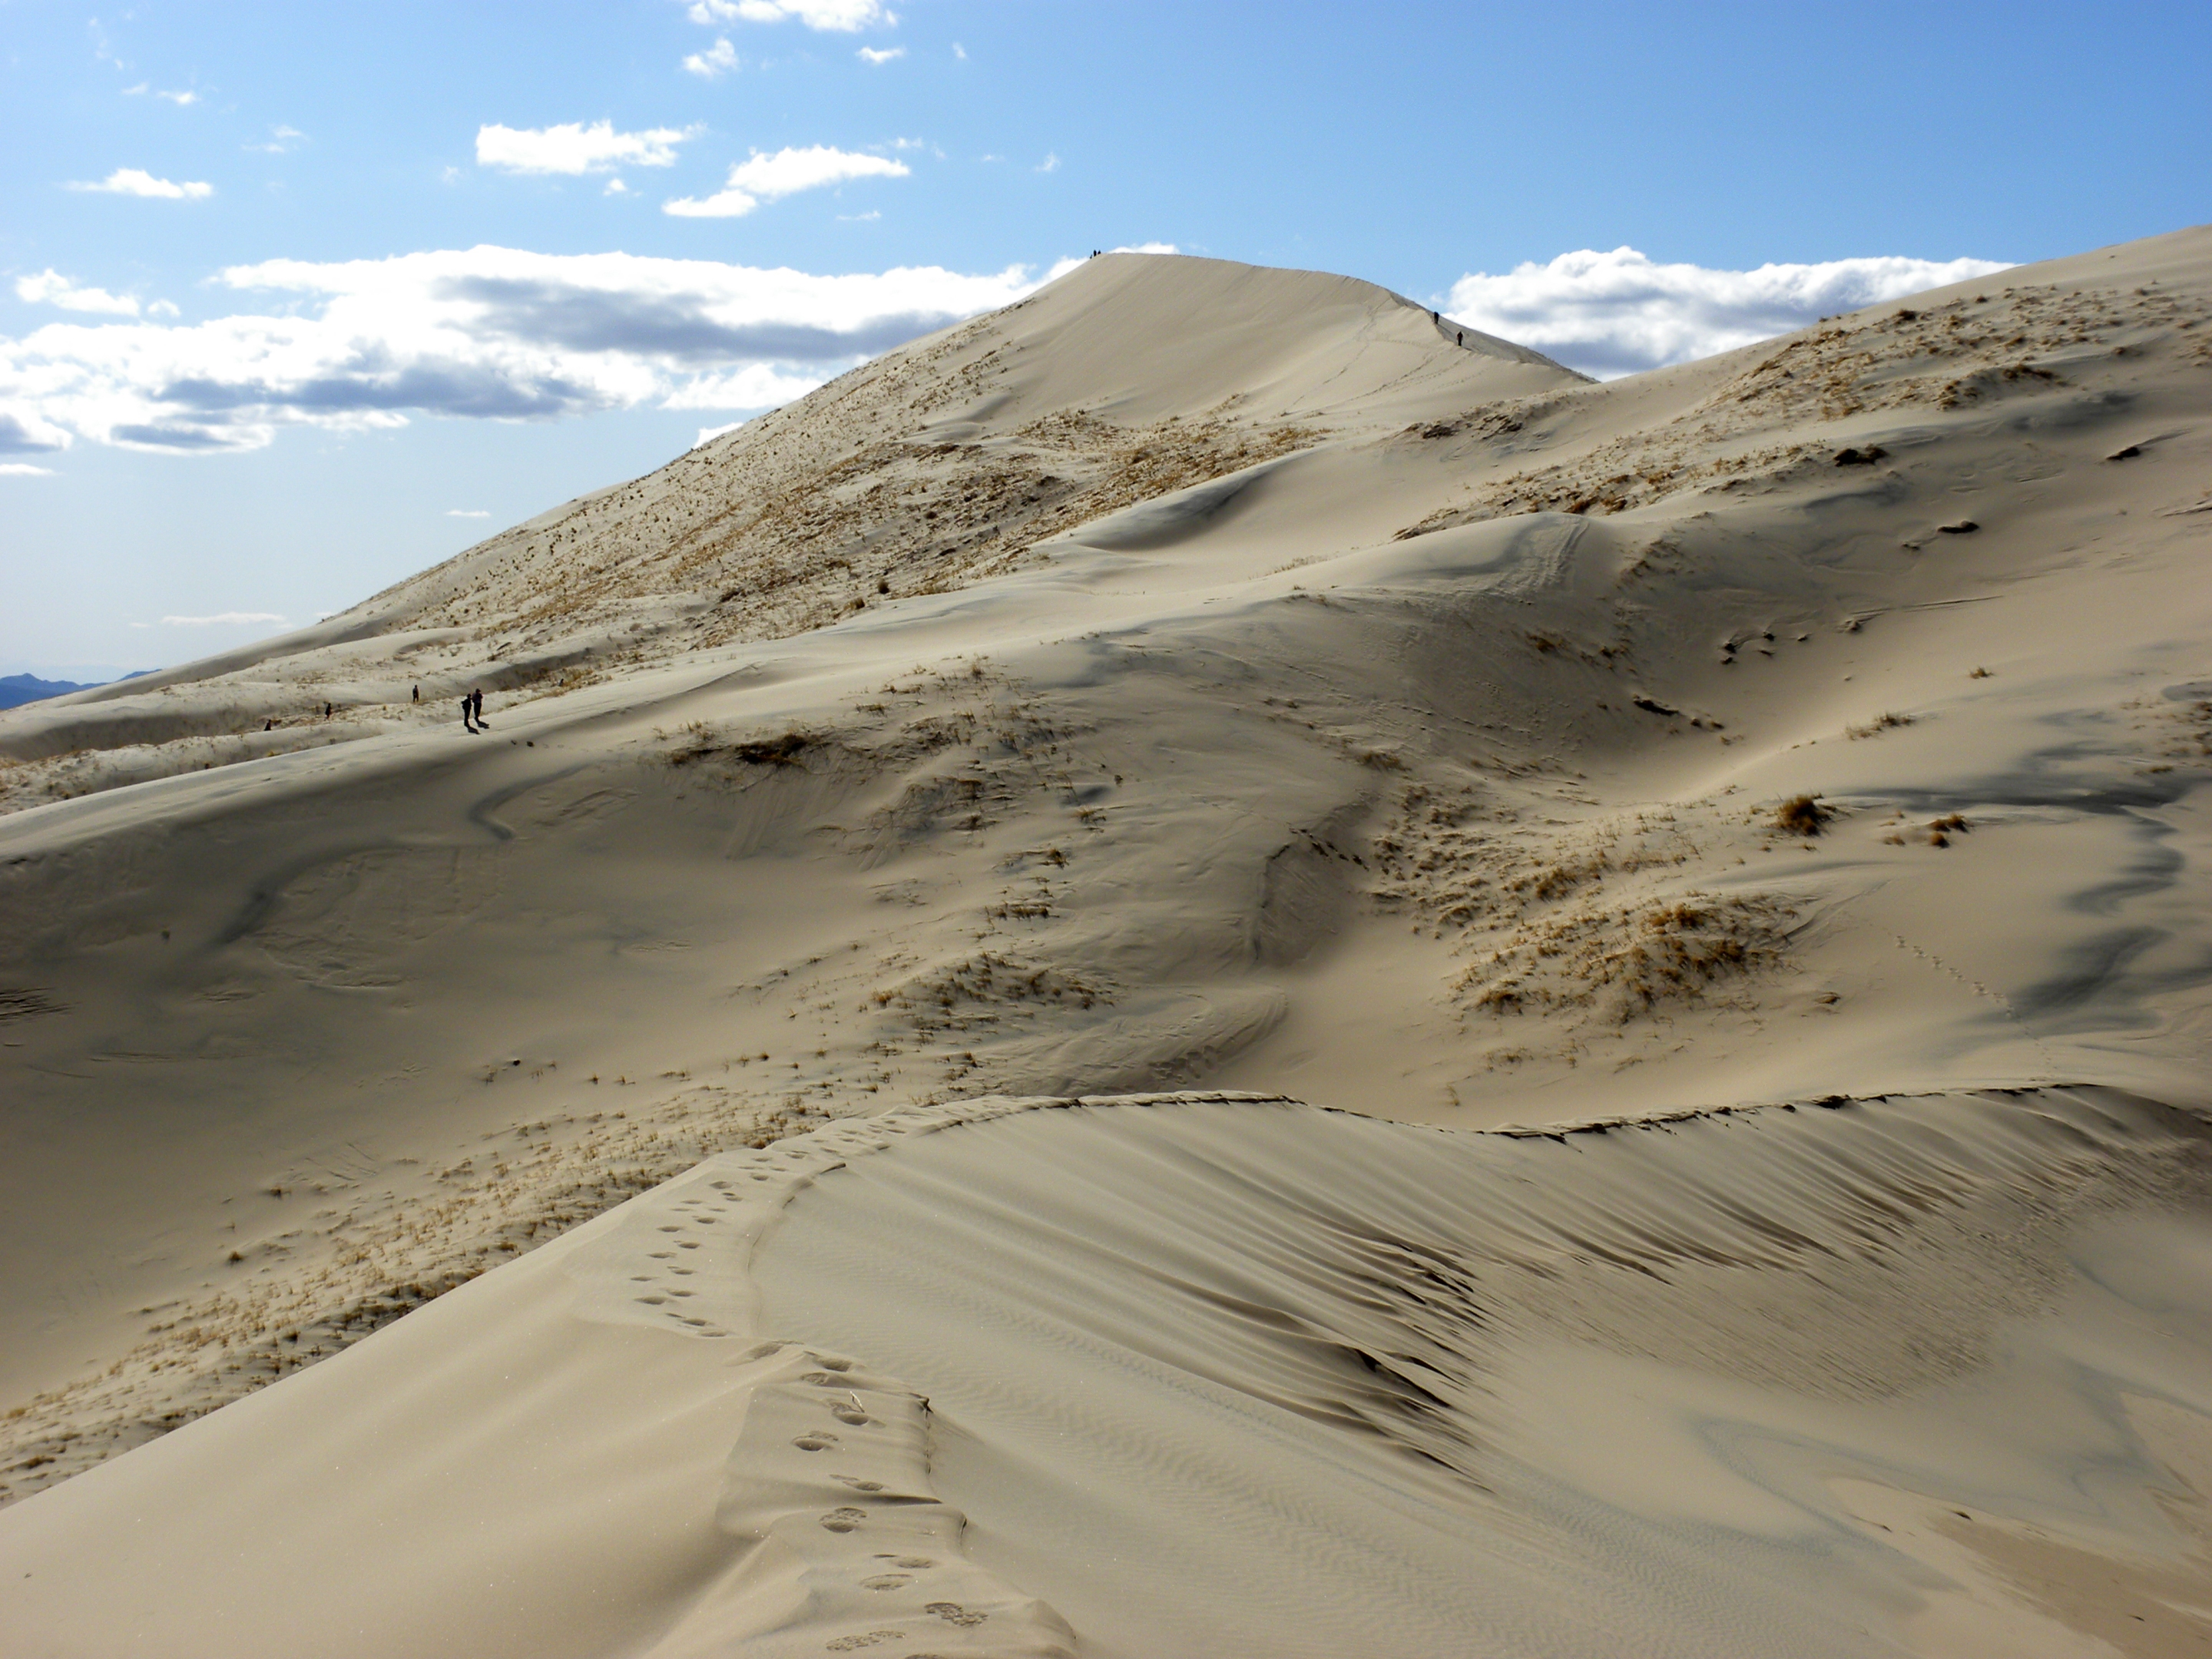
[323,702,333,719]
[412,684,420,704]
[462,695,477,733]
[470,688,487,729]
[1456,332,1464,346]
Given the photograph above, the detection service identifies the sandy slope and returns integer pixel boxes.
[3,1089,2209,1657]
[2,230,2212,1649]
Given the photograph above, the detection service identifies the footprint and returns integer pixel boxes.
[635,1295,667,1306]
[893,1556,934,1569]
[859,1574,911,1591]
[832,1404,872,1426]
[793,1433,839,1452]
[925,1602,987,1628]
[820,1506,867,1533]
[835,1476,886,1492]
[823,1631,901,1653]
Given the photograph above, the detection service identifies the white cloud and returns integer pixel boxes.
[16,270,144,317]
[1112,243,1178,255]
[605,177,631,196]
[125,84,200,106]
[1442,247,2015,379]
[952,42,966,59]
[475,121,696,177]
[0,462,55,476]
[689,0,892,29]
[161,612,286,627]
[67,168,214,200]
[447,508,490,518]
[664,144,908,218]
[1035,152,1060,174]
[694,420,744,446]
[0,246,1050,454]
[858,45,903,63]
[838,210,881,222]
[684,37,740,78]
[247,125,306,154]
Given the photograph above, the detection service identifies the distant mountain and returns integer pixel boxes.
[0,672,149,710]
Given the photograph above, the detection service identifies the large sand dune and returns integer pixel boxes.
[4,230,2212,1651]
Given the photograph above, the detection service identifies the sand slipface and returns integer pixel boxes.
[4,230,2212,1650]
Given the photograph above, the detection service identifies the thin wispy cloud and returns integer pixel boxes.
[0,247,1051,454]
[664,144,907,218]
[684,38,740,78]
[446,508,491,518]
[124,83,200,106]
[858,46,903,64]
[1035,153,1060,174]
[246,125,306,154]
[0,462,56,477]
[16,270,144,317]
[66,168,214,200]
[476,121,696,176]
[161,611,286,627]
[688,0,892,29]
[1444,247,2014,379]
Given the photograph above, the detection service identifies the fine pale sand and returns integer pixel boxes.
[3,229,2212,1653]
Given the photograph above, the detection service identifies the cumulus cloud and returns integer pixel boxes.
[684,38,740,78]
[664,144,908,218]
[858,46,903,63]
[67,167,214,200]
[16,270,144,317]
[1443,247,2015,379]
[689,0,891,28]
[694,420,744,446]
[476,121,695,176]
[0,462,55,476]
[161,611,286,627]
[0,246,1050,454]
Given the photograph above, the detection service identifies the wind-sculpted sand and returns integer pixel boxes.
[4,230,2212,1651]
[4,1089,2210,1657]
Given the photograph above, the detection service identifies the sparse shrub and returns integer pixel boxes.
[1774,795,1829,836]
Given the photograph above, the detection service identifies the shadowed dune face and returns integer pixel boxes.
[1,227,2211,1544]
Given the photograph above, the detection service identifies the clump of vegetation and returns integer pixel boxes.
[1773,794,1830,836]
[1846,712,1915,740]
[667,728,812,768]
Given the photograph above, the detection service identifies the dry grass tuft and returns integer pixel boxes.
[1773,795,1830,836]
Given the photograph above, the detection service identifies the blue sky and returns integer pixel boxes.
[3,0,2207,677]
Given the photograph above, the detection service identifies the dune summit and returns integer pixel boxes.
[3,231,2212,1653]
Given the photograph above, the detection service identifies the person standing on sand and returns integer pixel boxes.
[462,694,477,733]
[412,684,419,704]
[472,688,487,728]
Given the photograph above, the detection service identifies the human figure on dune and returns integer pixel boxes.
[462,694,477,733]
[472,688,488,729]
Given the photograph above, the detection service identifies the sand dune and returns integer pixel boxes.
[5,1088,2210,1657]
[4,229,2212,1650]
